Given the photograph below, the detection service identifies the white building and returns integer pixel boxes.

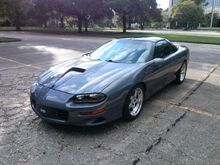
[203,0,220,16]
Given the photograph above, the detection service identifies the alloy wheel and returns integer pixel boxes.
[180,63,187,82]
[129,88,144,117]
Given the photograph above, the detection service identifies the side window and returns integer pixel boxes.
[154,41,166,59]
[154,40,177,59]
[164,42,177,56]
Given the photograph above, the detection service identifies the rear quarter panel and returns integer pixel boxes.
[174,45,190,71]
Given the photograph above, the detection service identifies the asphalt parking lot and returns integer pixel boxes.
[0,32,220,165]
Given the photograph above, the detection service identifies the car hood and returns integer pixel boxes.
[38,57,141,94]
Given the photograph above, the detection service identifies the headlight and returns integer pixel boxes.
[73,93,106,103]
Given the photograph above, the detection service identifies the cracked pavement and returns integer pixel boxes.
[0,32,220,165]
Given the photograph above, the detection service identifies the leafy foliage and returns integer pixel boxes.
[106,0,161,32]
[205,13,220,27]
[0,0,33,29]
[0,0,161,32]
[171,0,204,29]
[181,0,206,5]
[70,0,113,32]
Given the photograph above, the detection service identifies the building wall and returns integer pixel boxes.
[203,0,220,16]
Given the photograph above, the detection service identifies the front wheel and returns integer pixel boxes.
[123,85,144,121]
[175,62,187,84]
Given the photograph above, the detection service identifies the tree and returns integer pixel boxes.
[49,0,67,28]
[83,0,113,32]
[134,0,162,30]
[106,0,132,33]
[0,0,11,26]
[0,0,161,32]
[172,0,204,29]
[106,0,161,32]
[64,0,113,32]
[30,0,70,28]
[0,0,33,30]
[30,0,53,28]
[182,0,206,5]
[161,9,170,28]
[205,13,220,27]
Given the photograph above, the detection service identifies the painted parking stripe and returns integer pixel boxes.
[0,56,43,70]
[158,100,220,121]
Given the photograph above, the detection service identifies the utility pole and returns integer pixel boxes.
[210,0,215,28]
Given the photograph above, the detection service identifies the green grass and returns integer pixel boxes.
[0,37,21,43]
[22,29,220,45]
[77,31,220,45]
[155,34,220,45]
[1,27,220,45]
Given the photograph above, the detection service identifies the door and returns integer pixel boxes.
[145,40,178,96]
[161,40,179,85]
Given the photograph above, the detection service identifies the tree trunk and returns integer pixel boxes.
[15,10,21,31]
[77,15,82,33]
[84,19,88,32]
[140,22,144,30]
[60,16,64,28]
[122,14,127,33]
[44,20,47,28]
[128,16,132,30]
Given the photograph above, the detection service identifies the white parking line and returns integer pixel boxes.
[0,56,43,70]
[158,100,220,121]
[0,66,29,71]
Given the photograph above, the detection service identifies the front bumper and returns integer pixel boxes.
[30,84,122,126]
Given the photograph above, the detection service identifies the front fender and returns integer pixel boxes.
[102,64,151,105]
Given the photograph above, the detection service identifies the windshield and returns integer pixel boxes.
[89,40,153,64]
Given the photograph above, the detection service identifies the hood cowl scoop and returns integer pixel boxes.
[52,67,86,87]
[64,67,86,74]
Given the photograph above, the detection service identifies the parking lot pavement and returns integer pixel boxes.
[0,32,220,164]
[137,66,220,164]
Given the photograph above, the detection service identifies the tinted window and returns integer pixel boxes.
[165,42,178,55]
[154,40,177,59]
[89,40,153,64]
[154,41,167,58]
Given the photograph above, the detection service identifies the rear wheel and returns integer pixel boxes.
[123,85,144,121]
[175,62,187,84]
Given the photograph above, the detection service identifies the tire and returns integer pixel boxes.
[123,85,144,121]
[175,62,187,85]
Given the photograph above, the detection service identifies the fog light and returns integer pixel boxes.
[80,109,106,116]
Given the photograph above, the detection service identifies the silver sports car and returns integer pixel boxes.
[30,37,189,126]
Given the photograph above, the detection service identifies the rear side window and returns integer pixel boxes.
[165,42,178,55]
[154,41,166,59]
[154,40,177,59]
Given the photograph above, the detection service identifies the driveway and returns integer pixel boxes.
[0,32,220,164]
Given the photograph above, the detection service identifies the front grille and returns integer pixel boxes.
[39,106,69,121]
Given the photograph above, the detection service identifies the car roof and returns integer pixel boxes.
[117,37,165,43]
